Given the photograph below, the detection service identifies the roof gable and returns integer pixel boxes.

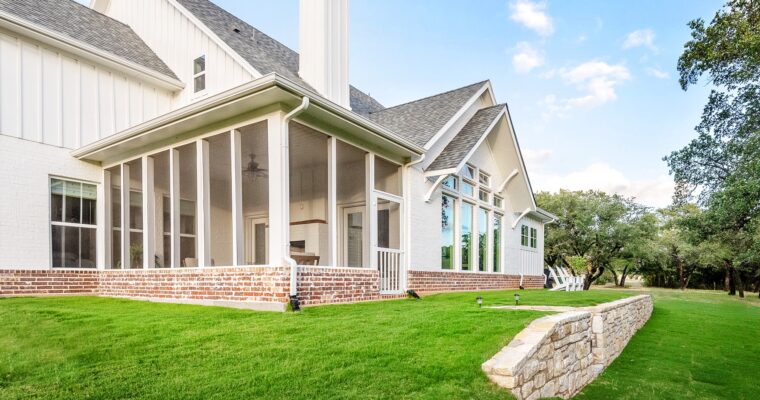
[366,81,488,147]
[426,104,505,171]
[0,0,177,80]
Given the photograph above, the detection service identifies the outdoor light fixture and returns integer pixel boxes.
[476,296,483,308]
[514,293,520,306]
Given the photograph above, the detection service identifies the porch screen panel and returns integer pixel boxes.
[336,140,367,267]
[377,199,400,250]
[289,123,329,266]
[153,151,170,268]
[441,194,455,269]
[374,157,401,196]
[460,202,473,270]
[178,143,198,267]
[126,159,143,269]
[208,133,233,266]
[240,121,268,265]
[107,166,121,268]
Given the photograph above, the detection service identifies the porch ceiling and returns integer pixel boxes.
[72,73,423,165]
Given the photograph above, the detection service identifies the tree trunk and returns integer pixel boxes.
[684,266,694,289]
[583,266,605,290]
[677,257,685,290]
[619,265,629,287]
[735,269,745,298]
[725,261,736,296]
[610,269,620,287]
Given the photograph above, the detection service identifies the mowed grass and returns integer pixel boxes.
[1,289,758,399]
[577,289,760,400]
[0,290,627,400]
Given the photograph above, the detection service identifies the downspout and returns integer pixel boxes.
[402,154,425,290]
[282,97,310,310]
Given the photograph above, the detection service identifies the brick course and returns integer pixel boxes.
[296,266,381,305]
[408,270,544,293]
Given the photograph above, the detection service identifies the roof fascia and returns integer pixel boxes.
[167,0,261,79]
[72,73,423,159]
[422,81,492,151]
[0,12,184,91]
[504,104,538,210]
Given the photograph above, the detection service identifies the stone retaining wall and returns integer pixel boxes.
[482,294,653,399]
[407,270,544,293]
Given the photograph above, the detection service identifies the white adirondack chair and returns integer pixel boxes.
[548,266,568,291]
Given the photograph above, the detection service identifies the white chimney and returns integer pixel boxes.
[299,0,350,109]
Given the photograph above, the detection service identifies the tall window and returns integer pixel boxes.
[50,178,97,268]
[530,227,538,248]
[460,202,473,270]
[478,208,488,271]
[193,55,206,93]
[441,195,455,269]
[521,225,529,246]
[493,214,502,272]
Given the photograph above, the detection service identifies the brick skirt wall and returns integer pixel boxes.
[0,269,99,295]
[297,266,380,306]
[407,270,544,293]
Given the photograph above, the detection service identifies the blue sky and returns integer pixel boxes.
[87,0,724,207]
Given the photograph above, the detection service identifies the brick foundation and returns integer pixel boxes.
[1,268,546,310]
[297,266,381,306]
[408,270,544,293]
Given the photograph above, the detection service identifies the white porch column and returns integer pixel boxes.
[196,139,211,267]
[366,153,377,269]
[169,149,180,268]
[327,137,337,266]
[142,156,155,269]
[98,169,111,269]
[267,112,287,265]
[120,163,130,269]
[230,129,244,266]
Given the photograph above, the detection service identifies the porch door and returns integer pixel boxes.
[375,195,403,294]
[341,206,365,268]
[245,217,268,265]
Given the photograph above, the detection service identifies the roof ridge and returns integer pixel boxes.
[370,80,489,114]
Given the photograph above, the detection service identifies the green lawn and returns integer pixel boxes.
[577,289,760,400]
[0,289,757,399]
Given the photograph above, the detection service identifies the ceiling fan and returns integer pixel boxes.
[242,153,268,180]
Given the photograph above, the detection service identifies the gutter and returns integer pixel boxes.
[282,97,310,311]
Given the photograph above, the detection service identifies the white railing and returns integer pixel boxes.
[377,248,404,294]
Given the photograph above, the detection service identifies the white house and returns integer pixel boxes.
[0,0,556,310]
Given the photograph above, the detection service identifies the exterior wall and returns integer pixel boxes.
[408,270,543,293]
[105,0,255,108]
[407,166,441,271]
[0,269,99,295]
[296,266,380,306]
[0,135,102,269]
[0,28,173,149]
[482,295,653,399]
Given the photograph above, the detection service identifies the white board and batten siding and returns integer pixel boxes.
[105,0,256,107]
[0,29,173,149]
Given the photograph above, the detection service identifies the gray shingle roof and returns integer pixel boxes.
[426,104,506,172]
[176,0,383,113]
[366,81,488,147]
[0,0,178,80]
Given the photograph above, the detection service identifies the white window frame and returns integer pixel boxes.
[49,176,98,269]
[193,55,207,95]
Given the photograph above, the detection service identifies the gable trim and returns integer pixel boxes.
[168,0,261,79]
[0,11,184,90]
[422,81,492,151]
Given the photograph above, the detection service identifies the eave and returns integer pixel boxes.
[72,73,424,163]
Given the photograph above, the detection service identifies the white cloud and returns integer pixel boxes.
[623,29,657,51]
[645,67,669,79]
[512,42,545,73]
[542,61,630,115]
[509,0,554,37]
[531,162,675,208]
[523,148,554,165]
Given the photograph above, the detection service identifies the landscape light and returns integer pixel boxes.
[514,293,520,306]
[476,296,483,308]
